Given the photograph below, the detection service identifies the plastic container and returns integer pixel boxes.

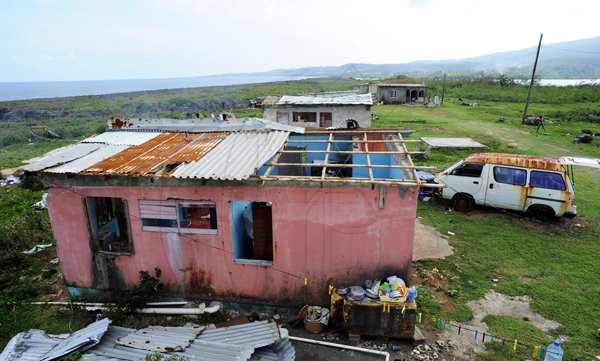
[544,340,563,361]
[407,286,418,302]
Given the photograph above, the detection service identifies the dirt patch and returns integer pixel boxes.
[413,218,454,261]
[468,290,561,332]
[436,290,562,359]
[423,125,448,134]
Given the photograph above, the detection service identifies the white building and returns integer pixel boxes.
[262,92,373,129]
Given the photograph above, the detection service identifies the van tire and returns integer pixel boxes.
[453,194,474,212]
[528,205,555,221]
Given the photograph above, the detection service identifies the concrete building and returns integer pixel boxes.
[24,117,432,306]
[368,83,428,105]
[262,92,373,129]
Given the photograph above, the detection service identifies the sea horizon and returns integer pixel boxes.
[0,75,312,102]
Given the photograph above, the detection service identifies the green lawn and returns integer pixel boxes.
[372,95,600,360]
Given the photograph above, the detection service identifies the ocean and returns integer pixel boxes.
[0,75,310,101]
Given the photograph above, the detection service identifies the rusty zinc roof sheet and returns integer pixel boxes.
[83,132,227,176]
[171,130,289,180]
[465,153,564,172]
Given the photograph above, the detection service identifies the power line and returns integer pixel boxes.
[542,44,600,55]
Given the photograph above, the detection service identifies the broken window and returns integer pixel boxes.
[84,197,132,254]
[230,201,273,264]
[139,200,217,235]
[292,112,317,123]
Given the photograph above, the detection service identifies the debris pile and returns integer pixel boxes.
[410,340,455,361]
[0,318,295,361]
[573,129,594,144]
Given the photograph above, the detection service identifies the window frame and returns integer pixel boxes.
[84,196,133,255]
[450,162,484,178]
[230,200,274,265]
[139,199,218,235]
[529,170,566,191]
[493,166,527,186]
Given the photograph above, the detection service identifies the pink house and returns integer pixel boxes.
[25,118,428,305]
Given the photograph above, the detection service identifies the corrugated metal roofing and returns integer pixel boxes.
[250,337,295,361]
[421,137,486,149]
[82,131,162,146]
[181,340,255,361]
[84,132,227,176]
[0,330,60,361]
[376,83,427,87]
[22,143,103,172]
[115,325,204,352]
[0,319,111,361]
[107,117,305,134]
[277,93,372,106]
[80,326,149,361]
[196,320,282,348]
[40,318,111,361]
[171,131,289,180]
[81,321,290,361]
[47,145,129,174]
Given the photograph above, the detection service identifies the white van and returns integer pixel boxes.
[436,153,599,218]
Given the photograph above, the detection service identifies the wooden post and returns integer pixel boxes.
[441,73,447,105]
[522,34,543,124]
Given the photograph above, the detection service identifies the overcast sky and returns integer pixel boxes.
[1,0,599,82]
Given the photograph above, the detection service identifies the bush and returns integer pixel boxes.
[107,268,162,320]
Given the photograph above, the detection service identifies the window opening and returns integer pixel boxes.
[292,112,317,123]
[276,111,289,124]
[230,201,273,264]
[390,90,397,98]
[530,171,566,190]
[320,112,333,127]
[139,200,217,235]
[493,166,527,186]
[450,162,484,177]
[85,197,132,254]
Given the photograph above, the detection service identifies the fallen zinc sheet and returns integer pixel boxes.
[1,318,294,361]
[420,137,486,149]
[0,318,111,361]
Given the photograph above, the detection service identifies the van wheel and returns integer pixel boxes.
[453,194,474,212]
[529,206,555,221]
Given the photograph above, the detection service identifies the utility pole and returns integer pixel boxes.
[441,73,447,105]
[522,33,543,123]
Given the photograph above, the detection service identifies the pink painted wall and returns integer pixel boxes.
[47,184,418,304]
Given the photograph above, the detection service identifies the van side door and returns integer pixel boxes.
[484,166,528,211]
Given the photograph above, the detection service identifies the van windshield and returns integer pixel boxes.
[450,162,484,177]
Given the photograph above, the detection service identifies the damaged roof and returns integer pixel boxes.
[108,116,305,133]
[24,117,434,187]
[276,92,372,106]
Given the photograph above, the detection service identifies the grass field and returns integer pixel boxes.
[372,91,600,360]
[1,79,599,359]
